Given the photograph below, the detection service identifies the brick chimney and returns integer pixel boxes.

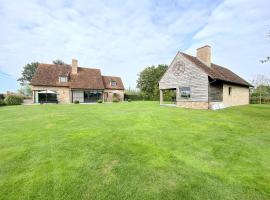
[72,59,78,74]
[196,45,211,67]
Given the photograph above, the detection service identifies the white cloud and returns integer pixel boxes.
[187,0,270,83]
[0,0,218,92]
[0,0,269,92]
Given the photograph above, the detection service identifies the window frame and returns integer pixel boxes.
[59,76,68,83]
[180,87,191,99]
[110,81,117,86]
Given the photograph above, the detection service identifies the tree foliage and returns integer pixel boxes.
[137,64,168,100]
[251,74,270,104]
[18,84,32,97]
[52,59,66,65]
[17,62,39,85]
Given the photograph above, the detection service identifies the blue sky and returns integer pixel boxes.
[0,0,269,93]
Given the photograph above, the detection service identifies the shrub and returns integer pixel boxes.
[4,95,23,105]
[0,99,6,106]
[113,99,119,103]
[74,100,80,104]
[128,99,131,102]
[97,100,102,103]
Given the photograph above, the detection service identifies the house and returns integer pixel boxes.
[159,45,252,109]
[31,59,124,103]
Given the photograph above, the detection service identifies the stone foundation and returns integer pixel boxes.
[176,101,209,109]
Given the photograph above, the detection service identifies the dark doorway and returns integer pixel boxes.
[84,91,102,102]
[38,93,58,103]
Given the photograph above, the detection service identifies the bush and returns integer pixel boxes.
[4,95,23,105]
[0,99,6,106]
[113,99,119,103]
[128,99,131,102]
[97,100,102,103]
[74,100,80,104]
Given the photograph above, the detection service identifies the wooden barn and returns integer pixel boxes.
[159,45,252,109]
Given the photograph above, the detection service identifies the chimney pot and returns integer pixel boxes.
[72,59,78,74]
[196,45,211,67]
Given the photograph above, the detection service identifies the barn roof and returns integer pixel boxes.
[181,52,252,87]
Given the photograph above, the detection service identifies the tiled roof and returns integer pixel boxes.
[102,76,125,90]
[181,52,252,87]
[31,64,106,89]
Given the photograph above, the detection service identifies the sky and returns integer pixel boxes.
[0,0,269,93]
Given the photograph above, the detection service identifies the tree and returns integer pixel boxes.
[18,84,32,97]
[17,62,39,85]
[52,59,66,65]
[251,74,270,104]
[137,64,168,100]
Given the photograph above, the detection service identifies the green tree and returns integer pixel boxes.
[53,59,66,65]
[18,84,32,97]
[17,62,39,85]
[251,74,270,104]
[137,64,168,100]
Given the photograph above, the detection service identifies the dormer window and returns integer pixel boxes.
[110,81,117,86]
[59,76,67,83]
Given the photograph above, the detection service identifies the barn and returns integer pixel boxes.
[159,45,252,109]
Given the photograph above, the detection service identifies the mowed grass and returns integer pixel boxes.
[0,102,269,200]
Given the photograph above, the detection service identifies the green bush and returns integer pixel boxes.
[4,95,23,105]
[74,100,80,104]
[0,99,6,106]
[113,99,119,103]
[97,100,102,103]
[128,99,131,102]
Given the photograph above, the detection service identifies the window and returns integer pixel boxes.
[110,81,117,86]
[59,76,67,83]
[228,87,232,96]
[180,87,191,98]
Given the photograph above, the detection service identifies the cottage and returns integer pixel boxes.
[159,45,252,109]
[31,59,124,103]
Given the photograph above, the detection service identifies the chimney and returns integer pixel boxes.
[72,59,78,74]
[196,45,211,67]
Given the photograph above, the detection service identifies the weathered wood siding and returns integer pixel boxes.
[159,52,209,102]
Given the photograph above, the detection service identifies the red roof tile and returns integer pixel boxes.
[102,76,124,90]
[31,64,106,89]
[181,52,252,87]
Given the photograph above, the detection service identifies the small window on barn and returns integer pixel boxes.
[180,87,191,98]
[110,81,117,86]
[59,76,67,83]
[228,87,232,96]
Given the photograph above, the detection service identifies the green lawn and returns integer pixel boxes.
[0,102,269,200]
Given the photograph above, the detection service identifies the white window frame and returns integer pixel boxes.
[110,81,117,86]
[59,76,67,83]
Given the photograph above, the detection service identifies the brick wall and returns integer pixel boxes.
[222,84,249,107]
[31,86,70,103]
[176,101,209,109]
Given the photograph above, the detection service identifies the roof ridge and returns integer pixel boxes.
[180,52,252,87]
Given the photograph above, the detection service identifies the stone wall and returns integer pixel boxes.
[104,89,124,102]
[31,86,70,103]
[176,101,209,109]
[222,84,249,107]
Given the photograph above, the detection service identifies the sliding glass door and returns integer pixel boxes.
[84,91,102,102]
